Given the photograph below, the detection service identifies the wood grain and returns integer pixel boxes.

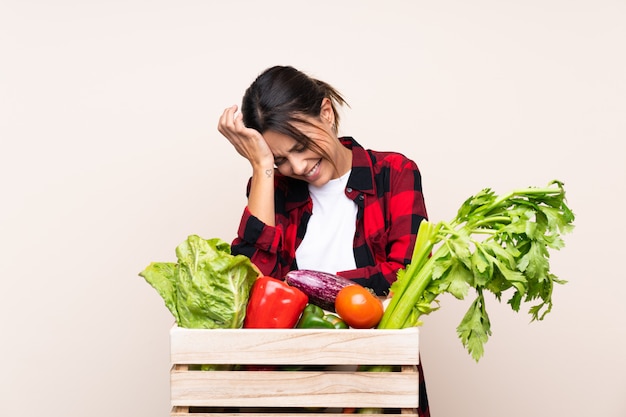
[169,326,420,415]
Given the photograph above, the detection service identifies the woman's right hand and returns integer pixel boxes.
[217,105,274,169]
[219,105,277,227]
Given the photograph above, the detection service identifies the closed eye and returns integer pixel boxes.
[274,143,307,167]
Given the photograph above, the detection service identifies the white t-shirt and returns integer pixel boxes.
[296,170,358,273]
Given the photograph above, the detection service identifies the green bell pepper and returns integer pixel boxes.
[296,304,349,329]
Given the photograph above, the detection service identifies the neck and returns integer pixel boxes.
[332,143,353,179]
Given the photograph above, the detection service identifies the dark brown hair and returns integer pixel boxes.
[241,66,347,162]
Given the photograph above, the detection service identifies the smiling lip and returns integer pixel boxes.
[304,159,321,180]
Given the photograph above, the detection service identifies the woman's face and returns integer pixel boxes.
[263,115,351,186]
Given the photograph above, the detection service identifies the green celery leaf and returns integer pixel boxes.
[434,257,471,300]
[448,234,472,269]
[471,247,493,287]
[507,291,522,312]
[484,240,519,271]
[494,258,527,295]
[456,292,492,361]
[517,240,550,281]
[529,299,553,321]
[456,188,496,221]
[541,205,572,235]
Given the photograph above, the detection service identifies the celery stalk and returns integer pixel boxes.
[377,180,575,361]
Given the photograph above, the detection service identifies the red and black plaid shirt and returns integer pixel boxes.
[232,137,430,417]
[232,136,428,295]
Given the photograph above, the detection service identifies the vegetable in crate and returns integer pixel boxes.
[335,284,384,329]
[244,276,309,328]
[139,235,260,329]
[379,180,575,361]
[285,269,355,311]
[297,304,348,329]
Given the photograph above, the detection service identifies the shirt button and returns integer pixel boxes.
[346,187,353,193]
[358,194,364,200]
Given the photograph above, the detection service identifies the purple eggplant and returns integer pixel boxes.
[284,270,355,312]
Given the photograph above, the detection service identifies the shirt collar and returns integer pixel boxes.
[340,137,375,195]
[283,136,376,211]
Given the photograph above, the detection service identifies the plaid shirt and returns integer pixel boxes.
[232,136,430,417]
[232,136,428,295]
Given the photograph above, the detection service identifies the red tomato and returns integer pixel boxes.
[334,285,384,329]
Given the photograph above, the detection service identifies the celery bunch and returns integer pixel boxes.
[378,180,575,361]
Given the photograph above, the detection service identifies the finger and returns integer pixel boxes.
[222,105,237,126]
[217,107,229,131]
[232,110,246,130]
[218,105,238,133]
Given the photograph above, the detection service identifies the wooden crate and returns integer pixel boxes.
[170,326,420,416]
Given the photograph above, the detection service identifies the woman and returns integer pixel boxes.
[218,65,430,416]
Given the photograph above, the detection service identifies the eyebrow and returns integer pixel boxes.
[288,143,304,153]
[274,142,304,159]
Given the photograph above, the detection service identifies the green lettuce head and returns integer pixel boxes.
[139,235,260,329]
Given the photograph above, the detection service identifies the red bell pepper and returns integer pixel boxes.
[243,276,309,328]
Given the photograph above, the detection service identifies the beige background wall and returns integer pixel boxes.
[2,1,625,416]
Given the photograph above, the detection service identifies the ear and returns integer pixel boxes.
[319,97,335,127]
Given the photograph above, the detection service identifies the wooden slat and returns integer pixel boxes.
[169,326,420,415]
[170,327,419,366]
[171,370,419,409]
[171,412,418,417]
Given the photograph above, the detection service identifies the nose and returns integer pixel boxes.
[289,156,308,176]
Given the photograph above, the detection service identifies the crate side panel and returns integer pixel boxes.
[170,327,419,366]
[171,411,419,417]
[170,370,419,409]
